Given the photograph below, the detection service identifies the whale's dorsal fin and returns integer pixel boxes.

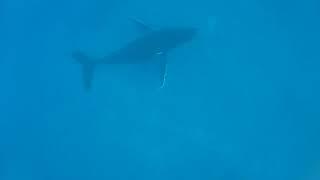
[129,17,155,33]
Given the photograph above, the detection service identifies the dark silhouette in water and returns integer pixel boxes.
[72,18,197,91]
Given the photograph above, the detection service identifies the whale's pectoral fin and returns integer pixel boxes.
[158,53,168,88]
[129,17,155,33]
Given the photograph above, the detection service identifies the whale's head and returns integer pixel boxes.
[169,27,197,44]
[156,27,197,50]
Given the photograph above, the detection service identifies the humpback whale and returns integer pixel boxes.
[72,18,197,91]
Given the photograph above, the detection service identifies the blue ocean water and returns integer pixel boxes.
[0,0,319,179]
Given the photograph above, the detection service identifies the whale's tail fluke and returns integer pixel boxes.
[72,51,96,91]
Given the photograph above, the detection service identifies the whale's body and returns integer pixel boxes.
[72,20,197,91]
